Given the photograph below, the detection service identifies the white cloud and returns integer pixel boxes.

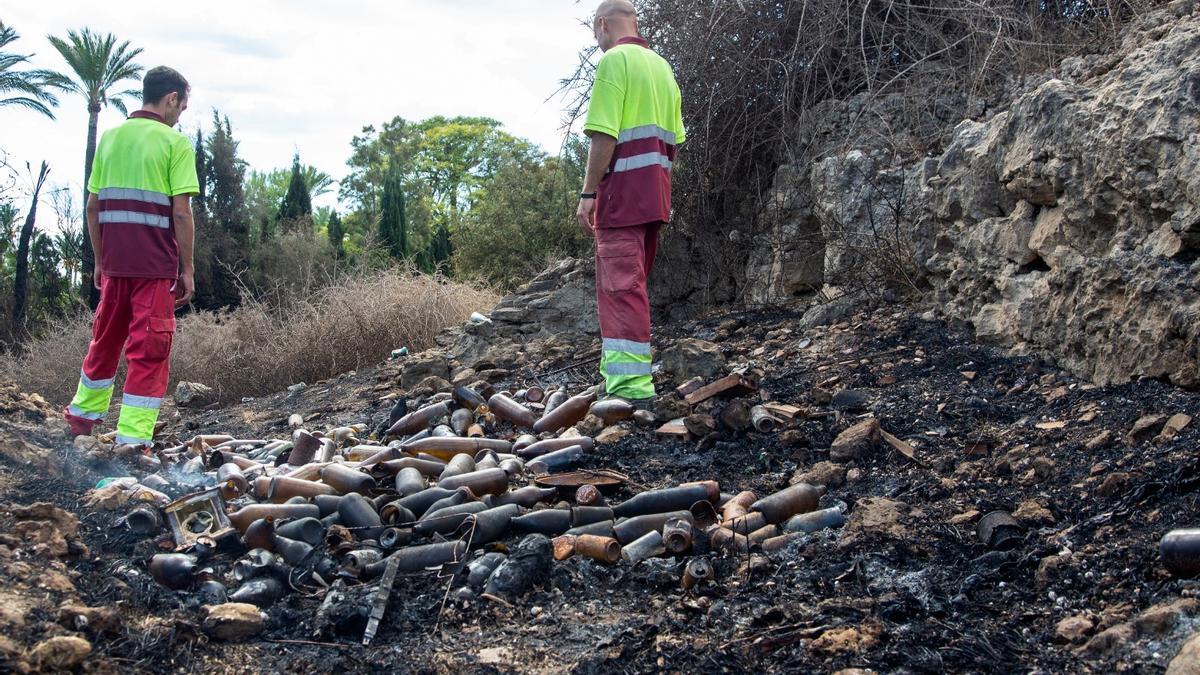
[1,0,598,210]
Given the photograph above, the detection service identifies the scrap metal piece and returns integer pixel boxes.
[684,372,758,405]
[362,555,400,646]
[163,488,234,550]
[533,469,628,492]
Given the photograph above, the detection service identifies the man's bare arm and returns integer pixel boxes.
[172,195,195,307]
[576,131,617,236]
[86,193,102,289]
[583,132,616,193]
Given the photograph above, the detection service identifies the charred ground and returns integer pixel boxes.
[1,304,1199,673]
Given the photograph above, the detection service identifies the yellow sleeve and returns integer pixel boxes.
[169,135,200,196]
[583,52,625,139]
[86,132,107,194]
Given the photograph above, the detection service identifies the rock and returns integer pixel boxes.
[1167,632,1200,675]
[632,409,658,427]
[595,425,631,445]
[655,396,691,421]
[846,468,865,484]
[28,635,91,671]
[576,414,605,437]
[1055,615,1094,644]
[660,339,725,382]
[753,13,1200,389]
[1155,413,1193,444]
[790,461,847,488]
[1031,457,1056,480]
[833,670,879,675]
[411,376,452,396]
[778,429,808,447]
[830,389,870,411]
[82,484,131,510]
[797,297,856,330]
[174,381,216,408]
[450,368,477,387]
[1013,499,1055,526]
[1079,623,1135,656]
[810,386,834,405]
[717,400,752,430]
[1085,429,1114,450]
[684,414,717,437]
[1035,553,1074,590]
[948,510,981,526]
[483,534,553,603]
[829,418,881,462]
[809,621,883,654]
[12,507,81,559]
[736,554,772,577]
[1132,599,1198,636]
[840,497,917,547]
[202,603,267,641]
[1128,413,1170,444]
[10,503,79,537]
[1095,472,1131,499]
[58,604,119,635]
[401,352,451,389]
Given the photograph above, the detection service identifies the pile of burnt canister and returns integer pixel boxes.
[134,384,845,643]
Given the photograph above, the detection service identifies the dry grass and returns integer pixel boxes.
[0,268,497,405]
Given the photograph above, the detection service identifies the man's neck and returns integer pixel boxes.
[131,108,169,125]
[612,33,646,47]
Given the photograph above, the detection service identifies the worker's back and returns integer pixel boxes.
[88,112,196,279]
[585,36,686,228]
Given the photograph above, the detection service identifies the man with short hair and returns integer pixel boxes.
[578,0,685,406]
[64,66,198,447]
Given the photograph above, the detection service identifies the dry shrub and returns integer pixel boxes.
[560,0,1162,298]
[0,269,497,405]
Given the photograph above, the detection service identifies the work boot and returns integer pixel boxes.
[63,407,99,438]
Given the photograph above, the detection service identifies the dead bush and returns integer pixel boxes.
[0,268,497,405]
[560,0,1161,298]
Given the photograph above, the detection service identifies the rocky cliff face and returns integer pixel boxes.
[754,1,1200,387]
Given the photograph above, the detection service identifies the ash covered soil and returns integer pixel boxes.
[2,305,1200,673]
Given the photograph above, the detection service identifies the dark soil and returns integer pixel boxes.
[3,305,1199,673]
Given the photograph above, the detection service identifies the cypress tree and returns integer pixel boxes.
[206,113,248,245]
[328,210,345,258]
[378,167,407,259]
[277,153,312,231]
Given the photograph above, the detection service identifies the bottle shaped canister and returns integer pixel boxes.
[533,391,597,434]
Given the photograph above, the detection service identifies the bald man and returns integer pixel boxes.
[578,0,685,407]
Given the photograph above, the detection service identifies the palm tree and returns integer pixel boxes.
[0,22,64,118]
[47,28,143,307]
[300,165,336,199]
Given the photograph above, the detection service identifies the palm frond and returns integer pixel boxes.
[0,96,57,119]
[47,28,143,107]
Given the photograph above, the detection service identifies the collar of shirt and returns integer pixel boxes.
[615,36,649,48]
[129,110,168,125]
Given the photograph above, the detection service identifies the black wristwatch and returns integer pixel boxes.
[580,192,597,199]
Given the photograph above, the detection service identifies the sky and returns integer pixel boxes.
[1,0,597,212]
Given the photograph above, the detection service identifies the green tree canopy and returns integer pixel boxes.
[341,115,533,270]
[453,138,589,288]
